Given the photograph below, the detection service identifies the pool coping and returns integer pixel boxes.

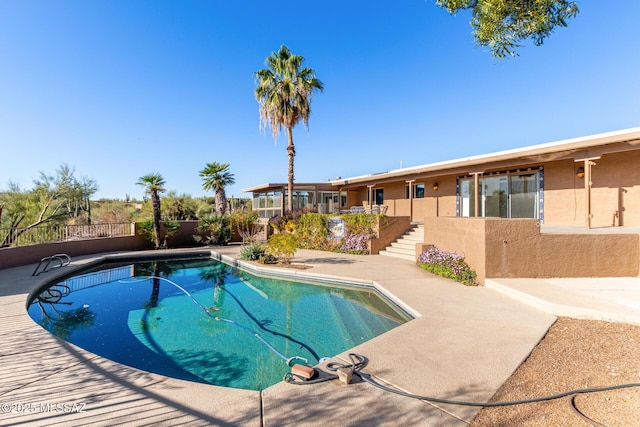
[1,247,557,426]
[210,250,422,320]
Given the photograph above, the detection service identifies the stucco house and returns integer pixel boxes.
[244,127,640,282]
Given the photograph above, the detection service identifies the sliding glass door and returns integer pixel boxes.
[509,174,538,218]
[458,171,541,219]
[459,180,476,217]
[481,176,508,218]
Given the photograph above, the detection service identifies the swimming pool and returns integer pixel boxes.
[27,257,410,390]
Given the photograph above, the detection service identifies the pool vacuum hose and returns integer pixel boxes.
[284,352,640,418]
[123,276,311,369]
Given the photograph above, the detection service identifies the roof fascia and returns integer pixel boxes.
[332,128,640,188]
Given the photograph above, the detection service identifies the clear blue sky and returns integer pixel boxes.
[1,1,639,201]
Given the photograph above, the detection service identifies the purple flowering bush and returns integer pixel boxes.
[336,214,377,254]
[269,212,378,255]
[417,245,478,286]
[338,233,370,254]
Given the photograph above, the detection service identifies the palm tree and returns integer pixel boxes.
[136,173,166,249]
[254,45,323,213]
[200,162,235,215]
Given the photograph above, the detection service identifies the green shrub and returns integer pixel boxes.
[269,208,315,233]
[240,241,267,261]
[137,219,155,244]
[262,211,384,256]
[258,254,277,264]
[343,213,378,237]
[268,214,288,232]
[333,214,378,254]
[198,214,231,246]
[296,213,330,250]
[138,219,181,248]
[230,209,261,243]
[265,233,298,264]
[161,220,181,248]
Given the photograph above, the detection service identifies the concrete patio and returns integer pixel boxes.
[1,246,636,426]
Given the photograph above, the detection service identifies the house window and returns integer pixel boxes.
[457,168,543,220]
[318,191,344,213]
[405,183,425,199]
[367,188,384,205]
[375,189,384,205]
[291,191,314,210]
[253,190,283,218]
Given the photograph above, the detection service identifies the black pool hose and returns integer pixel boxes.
[285,352,640,409]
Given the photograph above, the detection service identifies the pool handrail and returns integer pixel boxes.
[32,253,71,276]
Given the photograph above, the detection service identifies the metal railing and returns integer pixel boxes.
[32,253,71,276]
[0,223,134,248]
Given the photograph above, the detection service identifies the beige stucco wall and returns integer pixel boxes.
[542,160,584,225]
[348,189,367,209]
[430,177,458,218]
[0,221,218,270]
[421,217,639,284]
[589,151,640,227]
[369,216,412,254]
[482,219,638,279]
[419,217,488,282]
[384,182,405,201]
[343,177,460,222]
[412,198,431,220]
[412,176,458,219]
[0,235,151,270]
[163,220,203,247]
[343,175,458,222]
[543,152,640,227]
[390,199,409,217]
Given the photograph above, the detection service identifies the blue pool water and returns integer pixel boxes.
[28,258,410,390]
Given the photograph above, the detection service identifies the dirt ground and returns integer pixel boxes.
[471,317,640,426]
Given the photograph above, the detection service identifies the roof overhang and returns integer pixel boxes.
[330,127,640,188]
[242,183,336,193]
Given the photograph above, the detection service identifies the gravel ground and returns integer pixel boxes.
[471,317,640,426]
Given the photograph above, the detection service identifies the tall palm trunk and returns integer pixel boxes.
[286,126,295,213]
[215,190,227,215]
[151,191,162,249]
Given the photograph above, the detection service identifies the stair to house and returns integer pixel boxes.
[379,223,424,261]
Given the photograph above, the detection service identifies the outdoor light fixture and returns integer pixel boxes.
[576,167,585,179]
[433,182,439,191]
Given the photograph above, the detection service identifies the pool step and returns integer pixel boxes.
[378,224,424,261]
[326,292,378,345]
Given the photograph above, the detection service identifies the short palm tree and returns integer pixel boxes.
[255,45,323,213]
[136,173,166,249]
[200,162,235,215]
